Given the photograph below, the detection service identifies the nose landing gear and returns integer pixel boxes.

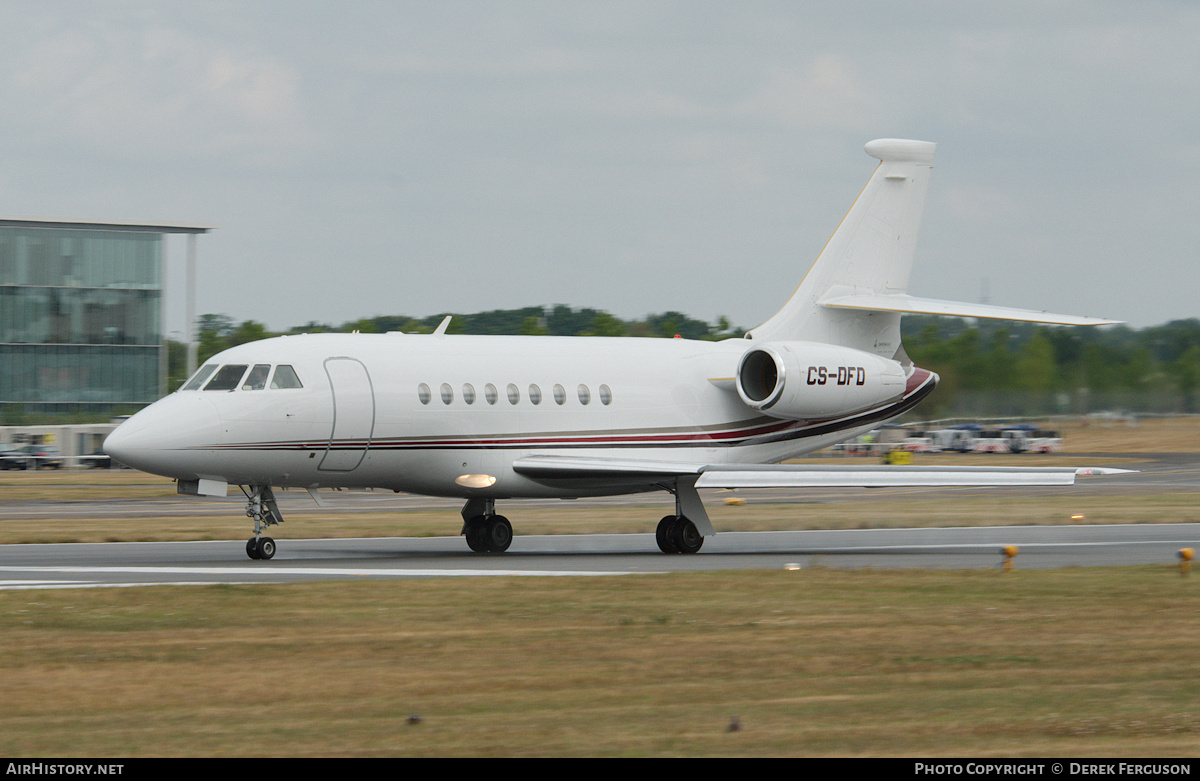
[243,485,284,560]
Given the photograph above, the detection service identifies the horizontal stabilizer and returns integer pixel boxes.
[820,293,1122,326]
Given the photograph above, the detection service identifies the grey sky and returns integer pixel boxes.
[3,1,1197,337]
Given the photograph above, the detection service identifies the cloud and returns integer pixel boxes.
[5,18,315,167]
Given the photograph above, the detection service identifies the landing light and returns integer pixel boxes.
[455,474,497,489]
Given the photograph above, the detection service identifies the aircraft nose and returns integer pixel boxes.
[104,394,223,478]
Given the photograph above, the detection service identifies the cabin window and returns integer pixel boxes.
[553,384,566,405]
[440,383,454,404]
[271,365,303,389]
[204,364,249,391]
[182,364,217,391]
[417,383,431,405]
[599,384,612,406]
[577,384,591,405]
[462,383,476,405]
[243,364,271,390]
[528,384,542,405]
[485,383,498,405]
[506,383,520,405]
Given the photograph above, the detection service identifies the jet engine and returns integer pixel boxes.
[736,342,907,420]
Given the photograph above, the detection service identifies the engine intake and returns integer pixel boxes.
[735,342,907,420]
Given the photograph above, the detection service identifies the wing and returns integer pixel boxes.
[512,455,1131,489]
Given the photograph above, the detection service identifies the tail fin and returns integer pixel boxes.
[748,139,936,357]
[748,139,1121,354]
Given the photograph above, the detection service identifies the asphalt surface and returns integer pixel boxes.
[1,523,1199,590]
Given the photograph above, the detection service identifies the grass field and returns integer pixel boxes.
[1,568,1197,757]
[1,415,1197,756]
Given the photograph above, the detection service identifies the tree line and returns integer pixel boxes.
[901,316,1200,417]
[179,308,1200,417]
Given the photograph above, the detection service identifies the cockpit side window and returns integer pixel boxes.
[181,364,218,391]
[242,364,271,390]
[204,364,249,391]
[270,365,303,389]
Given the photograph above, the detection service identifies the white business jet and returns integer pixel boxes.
[104,139,1123,560]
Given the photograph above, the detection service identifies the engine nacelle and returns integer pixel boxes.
[736,342,908,419]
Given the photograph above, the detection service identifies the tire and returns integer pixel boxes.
[656,515,680,554]
[486,516,513,553]
[464,516,490,553]
[675,518,704,554]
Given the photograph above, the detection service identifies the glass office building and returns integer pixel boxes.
[0,218,210,416]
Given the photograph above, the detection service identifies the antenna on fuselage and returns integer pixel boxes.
[432,315,452,336]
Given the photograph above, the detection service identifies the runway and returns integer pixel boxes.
[1,451,1196,589]
[1,522,1197,589]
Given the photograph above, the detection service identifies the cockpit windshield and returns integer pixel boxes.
[242,364,271,390]
[180,363,303,392]
[271,365,303,389]
[203,364,249,391]
[181,364,217,391]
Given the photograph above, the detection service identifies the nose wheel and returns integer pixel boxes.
[246,536,276,560]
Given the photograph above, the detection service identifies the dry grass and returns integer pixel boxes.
[1,568,1196,757]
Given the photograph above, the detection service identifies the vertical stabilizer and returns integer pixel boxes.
[748,139,936,357]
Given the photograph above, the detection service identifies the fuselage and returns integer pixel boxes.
[104,332,936,499]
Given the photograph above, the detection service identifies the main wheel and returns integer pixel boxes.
[486,516,513,553]
[674,518,704,554]
[464,516,490,553]
[246,538,262,560]
[256,536,276,560]
[656,515,680,554]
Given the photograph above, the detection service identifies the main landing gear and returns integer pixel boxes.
[656,515,704,554]
[459,477,714,555]
[460,497,512,553]
[243,485,284,560]
[655,475,712,554]
[464,514,513,553]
